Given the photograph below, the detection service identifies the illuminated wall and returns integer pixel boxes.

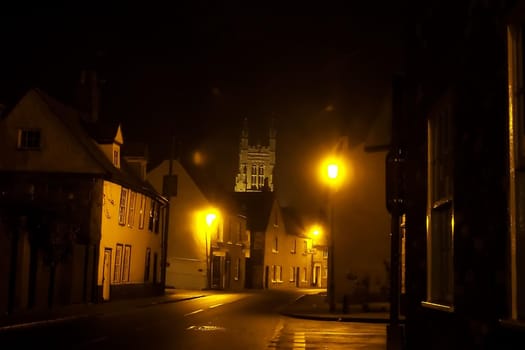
[263,200,312,289]
[97,180,163,290]
[147,159,211,290]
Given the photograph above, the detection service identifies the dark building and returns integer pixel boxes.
[400,0,525,348]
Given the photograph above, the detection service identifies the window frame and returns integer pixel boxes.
[127,191,136,227]
[113,243,123,283]
[17,128,42,150]
[424,95,455,310]
[121,244,131,283]
[118,188,129,226]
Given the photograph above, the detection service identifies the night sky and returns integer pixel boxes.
[0,5,406,215]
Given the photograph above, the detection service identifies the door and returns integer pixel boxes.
[153,253,158,284]
[314,265,321,287]
[295,267,300,287]
[102,249,111,301]
[264,265,270,289]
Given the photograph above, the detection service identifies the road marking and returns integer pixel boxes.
[184,309,204,316]
[209,303,223,309]
[0,314,89,332]
[293,331,306,349]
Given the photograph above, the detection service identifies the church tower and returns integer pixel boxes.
[234,118,276,192]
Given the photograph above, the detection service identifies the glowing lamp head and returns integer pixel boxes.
[206,213,217,226]
[327,163,339,179]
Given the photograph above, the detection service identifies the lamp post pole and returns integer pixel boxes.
[205,228,210,289]
[328,192,336,312]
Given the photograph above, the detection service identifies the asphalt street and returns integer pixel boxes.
[0,290,386,349]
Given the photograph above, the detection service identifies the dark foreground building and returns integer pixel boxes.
[399,0,525,348]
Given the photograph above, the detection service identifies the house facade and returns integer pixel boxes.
[147,159,249,290]
[0,89,167,314]
[234,192,315,289]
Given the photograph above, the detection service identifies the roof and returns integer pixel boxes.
[82,120,122,144]
[28,89,166,203]
[281,206,306,237]
[232,192,275,232]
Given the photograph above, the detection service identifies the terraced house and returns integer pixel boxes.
[0,89,167,314]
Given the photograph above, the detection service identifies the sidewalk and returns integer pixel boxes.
[0,288,209,331]
[281,291,402,323]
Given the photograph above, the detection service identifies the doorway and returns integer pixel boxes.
[102,248,112,301]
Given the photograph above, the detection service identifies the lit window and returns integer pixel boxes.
[127,191,136,227]
[273,265,282,282]
[426,99,454,307]
[121,245,131,283]
[251,165,257,189]
[118,188,128,226]
[289,267,295,282]
[138,194,146,229]
[113,243,123,283]
[17,129,41,150]
[258,165,264,188]
[113,149,119,167]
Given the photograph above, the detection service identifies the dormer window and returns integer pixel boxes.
[17,129,41,150]
[113,149,120,168]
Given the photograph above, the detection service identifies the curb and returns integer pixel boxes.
[280,311,392,323]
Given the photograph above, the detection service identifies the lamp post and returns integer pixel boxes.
[205,212,216,290]
[326,161,339,313]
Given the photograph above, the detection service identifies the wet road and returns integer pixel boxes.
[0,290,385,349]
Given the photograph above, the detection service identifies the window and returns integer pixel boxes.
[113,243,123,283]
[127,191,136,227]
[17,129,41,150]
[302,267,308,282]
[291,239,296,254]
[234,258,240,281]
[148,199,155,231]
[154,202,160,233]
[303,240,308,255]
[237,222,242,243]
[121,245,131,283]
[323,247,328,259]
[289,267,295,282]
[118,188,128,225]
[251,165,257,189]
[113,149,119,167]
[507,24,525,320]
[272,265,282,282]
[138,194,146,229]
[162,175,178,197]
[258,165,264,188]
[426,97,454,307]
[272,236,278,253]
[144,248,151,282]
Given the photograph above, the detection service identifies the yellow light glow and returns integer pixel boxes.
[309,224,323,237]
[327,163,339,179]
[206,213,217,227]
[319,156,348,188]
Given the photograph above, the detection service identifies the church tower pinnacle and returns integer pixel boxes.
[234,118,276,192]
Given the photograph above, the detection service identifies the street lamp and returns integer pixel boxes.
[205,212,216,289]
[320,158,343,313]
